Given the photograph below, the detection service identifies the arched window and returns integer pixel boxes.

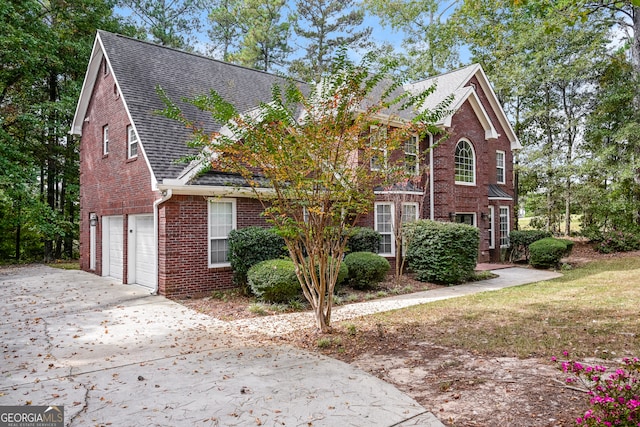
[455,139,476,185]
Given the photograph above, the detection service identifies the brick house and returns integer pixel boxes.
[71,31,520,298]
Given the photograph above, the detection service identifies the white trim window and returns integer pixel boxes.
[401,203,419,224]
[401,203,419,255]
[375,202,394,256]
[496,150,506,184]
[127,125,138,159]
[208,199,236,267]
[455,139,476,185]
[102,125,109,155]
[488,206,495,249]
[370,125,388,171]
[499,206,510,248]
[404,135,419,176]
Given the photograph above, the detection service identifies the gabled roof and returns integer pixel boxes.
[72,31,298,184]
[405,64,522,150]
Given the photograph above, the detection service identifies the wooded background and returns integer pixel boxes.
[1,0,638,262]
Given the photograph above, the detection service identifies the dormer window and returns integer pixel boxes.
[127,125,138,159]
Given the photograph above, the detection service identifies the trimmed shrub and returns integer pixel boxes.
[343,252,390,289]
[509,230,553,261]
[228,226,288,286]
[529,238,569,269]
[404,220,479,285]
[247,259,300,303]
[347,227,381,253]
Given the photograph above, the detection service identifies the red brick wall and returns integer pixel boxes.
[359,82,516,263]
[79,59,157,279]
[157,195,268,298]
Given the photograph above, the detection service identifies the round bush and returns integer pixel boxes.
[343,251,390,290]
[404,220,479,284]
[229,226,288,286]
[247,259,301,303]
[529,238,568,269]
[347,227,381,253]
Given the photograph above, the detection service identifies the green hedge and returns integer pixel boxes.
[347,227,381,253]
[247,259,301,303]
[509,230,552,261]
[228,226,288,286]
[529,238,570,269]
[405,220,479,285]
[343,252,390,289]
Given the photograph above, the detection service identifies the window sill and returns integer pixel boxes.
[455,181,476,186]
[126,156,138,163]
[208,263,232,270]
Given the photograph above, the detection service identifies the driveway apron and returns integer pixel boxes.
[0,266,442,426]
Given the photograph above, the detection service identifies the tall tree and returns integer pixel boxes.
[117,0,205,48]
[365,0,461,79]
[289,0,373,81]
[160,51,449,331]
[229,0,291,72]
[1,0,127,262]
[207,0,243,61]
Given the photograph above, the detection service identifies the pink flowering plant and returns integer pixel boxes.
[554,352,640,426]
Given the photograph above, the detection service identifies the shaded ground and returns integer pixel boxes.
[180,240,640,427]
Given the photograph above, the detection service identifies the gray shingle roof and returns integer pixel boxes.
[98,30,299,182]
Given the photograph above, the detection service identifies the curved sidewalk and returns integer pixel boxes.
[229,267,563,337]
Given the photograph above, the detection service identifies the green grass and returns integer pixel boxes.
[347,256,640,359]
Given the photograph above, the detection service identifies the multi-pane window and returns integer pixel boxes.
[455,213,475,226]
[208,199,236,266]
[370,126,387,171]
[127,125,138,158]
[455,139,475,184]
[402,203,418,224]
[375,202,393,255]
[496,150,505,184]
[102,125,109,155]
[401,203,418,255]
[488,206,495,249]
[404,135,419,175]
[499,206,509,248]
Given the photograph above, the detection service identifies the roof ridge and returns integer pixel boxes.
[97,29,300,83]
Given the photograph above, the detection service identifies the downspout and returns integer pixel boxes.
[152,189,173,295]
[429,134,435,221]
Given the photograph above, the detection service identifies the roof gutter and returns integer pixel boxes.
[157,183,275,198]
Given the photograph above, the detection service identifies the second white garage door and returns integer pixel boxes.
[128,215,156,289]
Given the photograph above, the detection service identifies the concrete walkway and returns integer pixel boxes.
[229,267,563,337]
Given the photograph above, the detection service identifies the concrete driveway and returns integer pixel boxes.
[0,265,442,426]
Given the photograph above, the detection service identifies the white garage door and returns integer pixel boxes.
[129,215,156,289]
[103,216,123,280]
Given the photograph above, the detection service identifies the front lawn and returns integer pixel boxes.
[277,253,640,426]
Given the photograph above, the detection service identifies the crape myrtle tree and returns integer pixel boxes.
[160,51,449,332]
